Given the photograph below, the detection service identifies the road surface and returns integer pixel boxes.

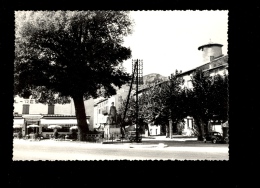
[13,139,229,161]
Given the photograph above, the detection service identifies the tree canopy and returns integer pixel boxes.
[15,11,134,140]
[189,69,229,139]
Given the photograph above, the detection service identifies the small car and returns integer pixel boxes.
[203,131,224,144]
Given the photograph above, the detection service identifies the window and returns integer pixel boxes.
[22,104,29,114]
[24,99,29,104]
[30,100,34,104]
[48,105,55,114]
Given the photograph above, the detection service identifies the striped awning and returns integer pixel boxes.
[22,115,43,121]
[40,119,89,125]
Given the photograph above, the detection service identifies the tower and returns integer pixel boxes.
[198,41,223,64]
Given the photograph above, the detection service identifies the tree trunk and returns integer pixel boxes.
[172,122,178,134]
[165,124,169,138]
[197,119,204,141]
[203,119,209,134]
[72,94,89,141]
[169,120,172,139]
[147,127,150,136]
[145,124,151,136]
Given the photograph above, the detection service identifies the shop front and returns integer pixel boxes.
[13,114,90,139]
[13,118,24,132]
[22,115,43,136]
[13,118,24,138]
[40,118,78,138]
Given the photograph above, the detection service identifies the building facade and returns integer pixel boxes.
[179,42,228,135]
[13,95,94,137]
[135,42,228,136]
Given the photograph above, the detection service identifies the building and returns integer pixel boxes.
[179,42,228,135]
[181,42,228,90]
[13,95,94,137]
[135,42,228,136]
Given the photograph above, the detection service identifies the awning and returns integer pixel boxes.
[13,124,23,128]
[13,119,24,125]
[40,119,89,124]
[22,115,43,121]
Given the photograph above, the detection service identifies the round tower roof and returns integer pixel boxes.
[198,43,223,51]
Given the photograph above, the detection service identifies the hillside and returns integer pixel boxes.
[142,73,168,85]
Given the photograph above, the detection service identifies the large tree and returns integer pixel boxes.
[139,84,170,136]
[138,70,186,137]
[15,11,133,140]
[189,69,214,140]
[117,84,161,136]
[208,73,229,123]
[158,70,187,135]
[184,70,229,140]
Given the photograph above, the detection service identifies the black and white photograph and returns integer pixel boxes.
[12,10,229,161]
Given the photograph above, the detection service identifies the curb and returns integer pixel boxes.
[129,143,168,148]
[142,138,198,142]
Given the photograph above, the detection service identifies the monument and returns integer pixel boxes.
[104,102,121,139]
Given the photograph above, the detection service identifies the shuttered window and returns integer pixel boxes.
[22,104,29,114]
[48,105,55,114]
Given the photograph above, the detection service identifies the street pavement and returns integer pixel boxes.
[13,134,229,160]
[13,134,227,149]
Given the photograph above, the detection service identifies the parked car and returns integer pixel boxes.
[203,131,224,144]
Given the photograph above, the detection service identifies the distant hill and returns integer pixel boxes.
[142,73,168,85]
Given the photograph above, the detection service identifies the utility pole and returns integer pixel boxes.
[122,59,143,142]
[133,59,143,142]
[122,61,137,136]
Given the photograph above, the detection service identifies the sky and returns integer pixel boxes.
[122,11,228,77]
